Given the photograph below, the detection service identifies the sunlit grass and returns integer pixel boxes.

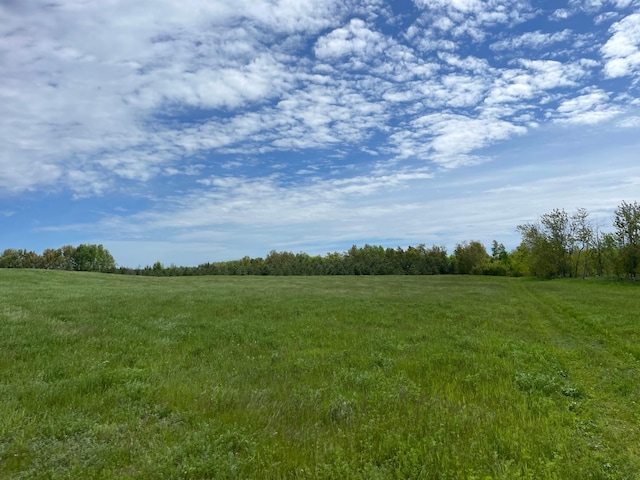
[1,271,639,478]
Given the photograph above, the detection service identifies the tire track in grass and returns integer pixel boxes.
[515,280,640,477]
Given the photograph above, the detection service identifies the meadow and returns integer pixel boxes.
[1,270,639,479]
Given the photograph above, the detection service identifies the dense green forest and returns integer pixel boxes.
[2,201,639,279]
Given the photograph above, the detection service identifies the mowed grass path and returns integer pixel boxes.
[1,270,639,479]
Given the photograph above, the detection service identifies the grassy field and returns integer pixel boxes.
[1,270,639,479]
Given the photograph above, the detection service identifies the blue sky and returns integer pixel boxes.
[2,0,640,267]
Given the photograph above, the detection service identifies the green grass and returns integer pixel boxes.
[1,270,639,479]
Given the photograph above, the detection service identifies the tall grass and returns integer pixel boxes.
[1,270,639,478]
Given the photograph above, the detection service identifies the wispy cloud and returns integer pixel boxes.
[554,89,622,124]
[490,29,573,51]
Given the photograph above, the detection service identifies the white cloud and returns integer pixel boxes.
[601,13,640,78]
[388,113,526,168]
[617,115,640,127]
[484,59,593,106]
[1,0,639,241]
[418,113,526,157]
[568,0,640,11]
[554,90,622,124]
[594,11,622,25]
[569,0,607,11]
[441,74,489,107]
[438,53,492,73]
[0,161,63,194]
[88,168,436,241]
[0,0,353,195]
[551,9,572,20]
[520,59,590,89]
[412,0,535,41]
[491,29,572,50]
[314,18,388,60]
[415,0,483,13]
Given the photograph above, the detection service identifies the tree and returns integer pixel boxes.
[508,244,531,277]
[453,241,489,274]
[264,250,298,275]
[344,244,387,275]
[0,249,21,268]
[423,245,451,274]
[491,240,508,263]
[540,209,572,277]
[21,250,41,269]
[323,251,347,275]
[613,201,640,278]
[72,244,116,272]
[570,208,593,278]
[60,245,77,270]
[516,222,557,278]
[517,208,589,279]
[593,230,618,277]
[152,261,165,275]
[41,248,62,269]
[477,240,510,276]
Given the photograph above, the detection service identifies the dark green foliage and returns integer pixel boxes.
[453,240,490,274]
[470,241,511,276]
[72,244,116,273]
[121,244,453,276]
[517,209,575,279]
[613,200,640,278]
[0,249,22,268]
[0,244,115,272]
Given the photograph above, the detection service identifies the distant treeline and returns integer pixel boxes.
[2,201,639,279]
[0,244,116,273]
[114,200,640,280]
[119,244,456,277]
